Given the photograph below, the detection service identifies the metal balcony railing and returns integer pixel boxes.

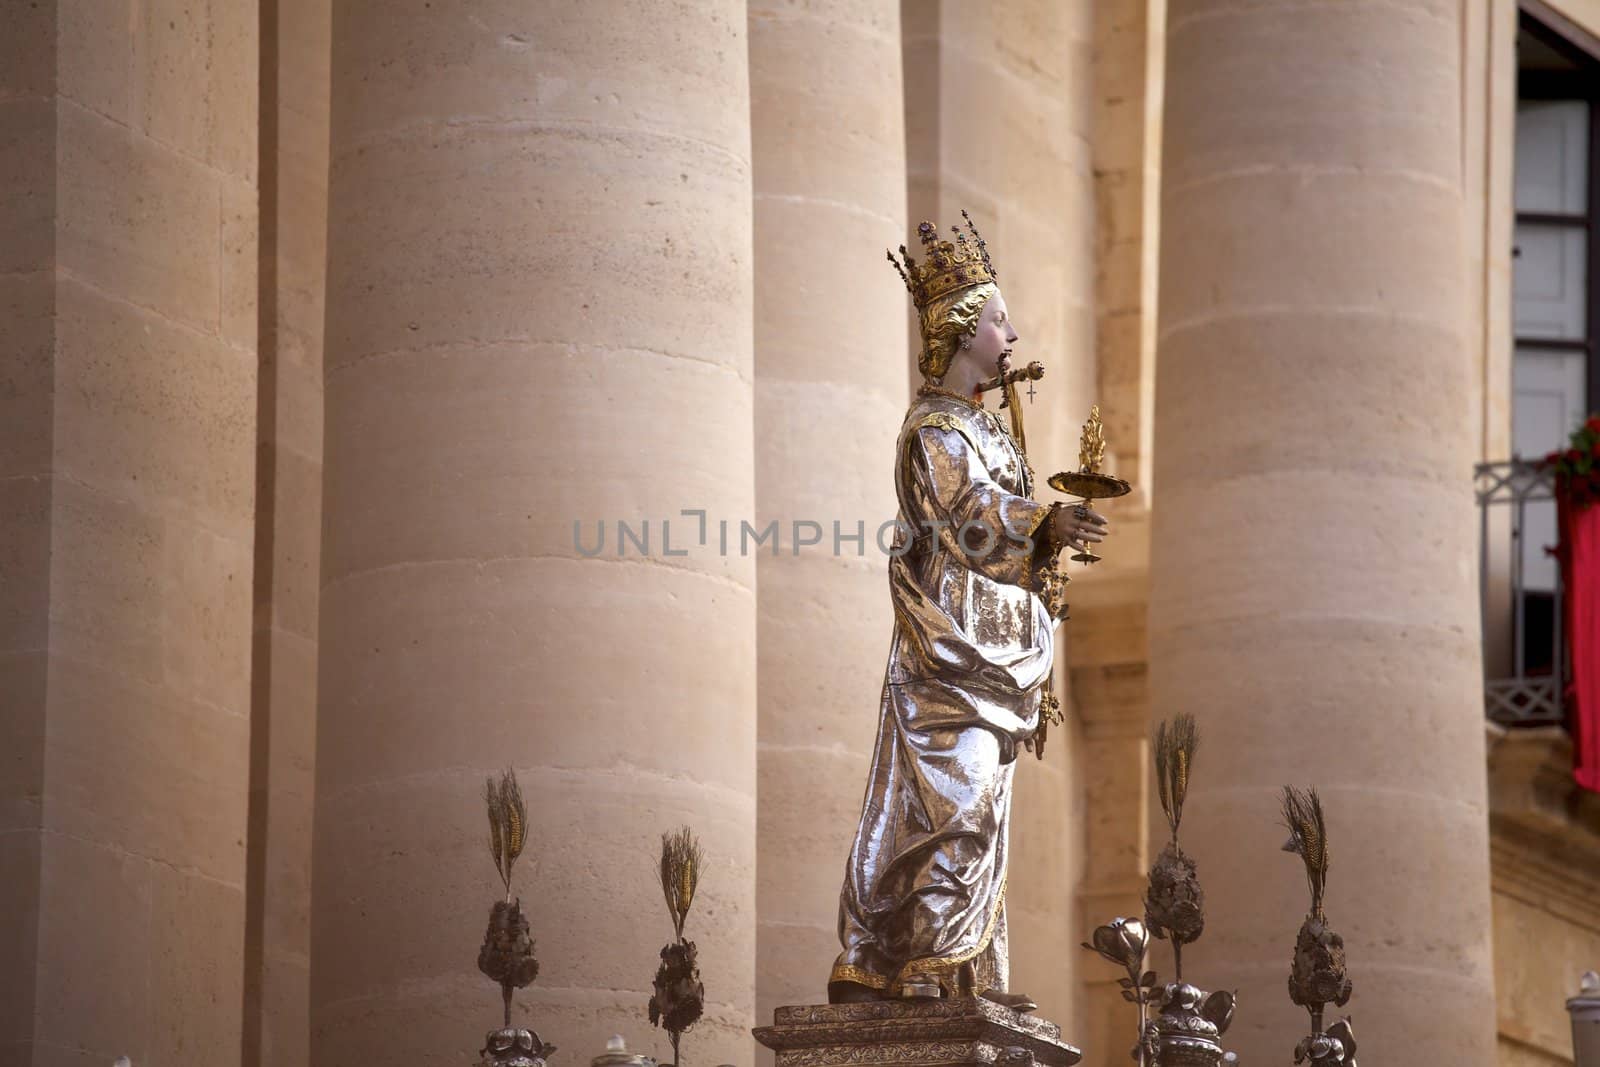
[1476,459,1566,726]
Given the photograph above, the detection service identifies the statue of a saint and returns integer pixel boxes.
[827,219,1107,1011]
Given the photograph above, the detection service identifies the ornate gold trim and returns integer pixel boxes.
[915,411,966,436]
[890,216,1000,310]
[1017,503,1060,594]
[917,384,986,411]
[827,962,891,990]
[889,878,1008,996]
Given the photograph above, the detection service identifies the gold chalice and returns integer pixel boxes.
[1048,405,1131,564]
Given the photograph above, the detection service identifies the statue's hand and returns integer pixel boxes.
[1050,504,1108,554]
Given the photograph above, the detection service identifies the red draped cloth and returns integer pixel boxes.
[1556,488,1600,792]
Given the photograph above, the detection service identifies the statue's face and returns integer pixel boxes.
[961,289,1018,375]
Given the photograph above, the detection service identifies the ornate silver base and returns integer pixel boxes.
[1146,984,1236,1067]
[1294,1018,1357,1066]
[479,1027,555,1067]
[753,998,1082,1067]
[1149,1033,1226,1067]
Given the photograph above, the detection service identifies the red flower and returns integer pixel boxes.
[1586,416,1600,434]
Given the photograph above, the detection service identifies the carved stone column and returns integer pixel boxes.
[2,3,258,1062]
[1076,2,1163,1060]
[748,0,908,1028]
[312,4,758,1063]
[1148,1,1496,1063]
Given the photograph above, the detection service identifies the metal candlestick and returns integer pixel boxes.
[1048,405,1130,563]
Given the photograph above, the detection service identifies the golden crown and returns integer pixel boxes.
[887,211,999,310]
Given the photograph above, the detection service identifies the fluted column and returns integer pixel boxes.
[312,5,757,1065]
[748,0,908,1026]
[1149,2,1495,1064]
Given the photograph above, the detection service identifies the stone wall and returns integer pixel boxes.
[243,0,330,1064]
[1074,2,1163,1059]
[1489,728,1600,1066]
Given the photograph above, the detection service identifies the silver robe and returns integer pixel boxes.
[830,390,1056,999]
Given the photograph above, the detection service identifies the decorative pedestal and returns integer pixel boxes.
[753,1000,1083,1067]
[1146,983,1236,1067]
[478,1027,556,1067]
